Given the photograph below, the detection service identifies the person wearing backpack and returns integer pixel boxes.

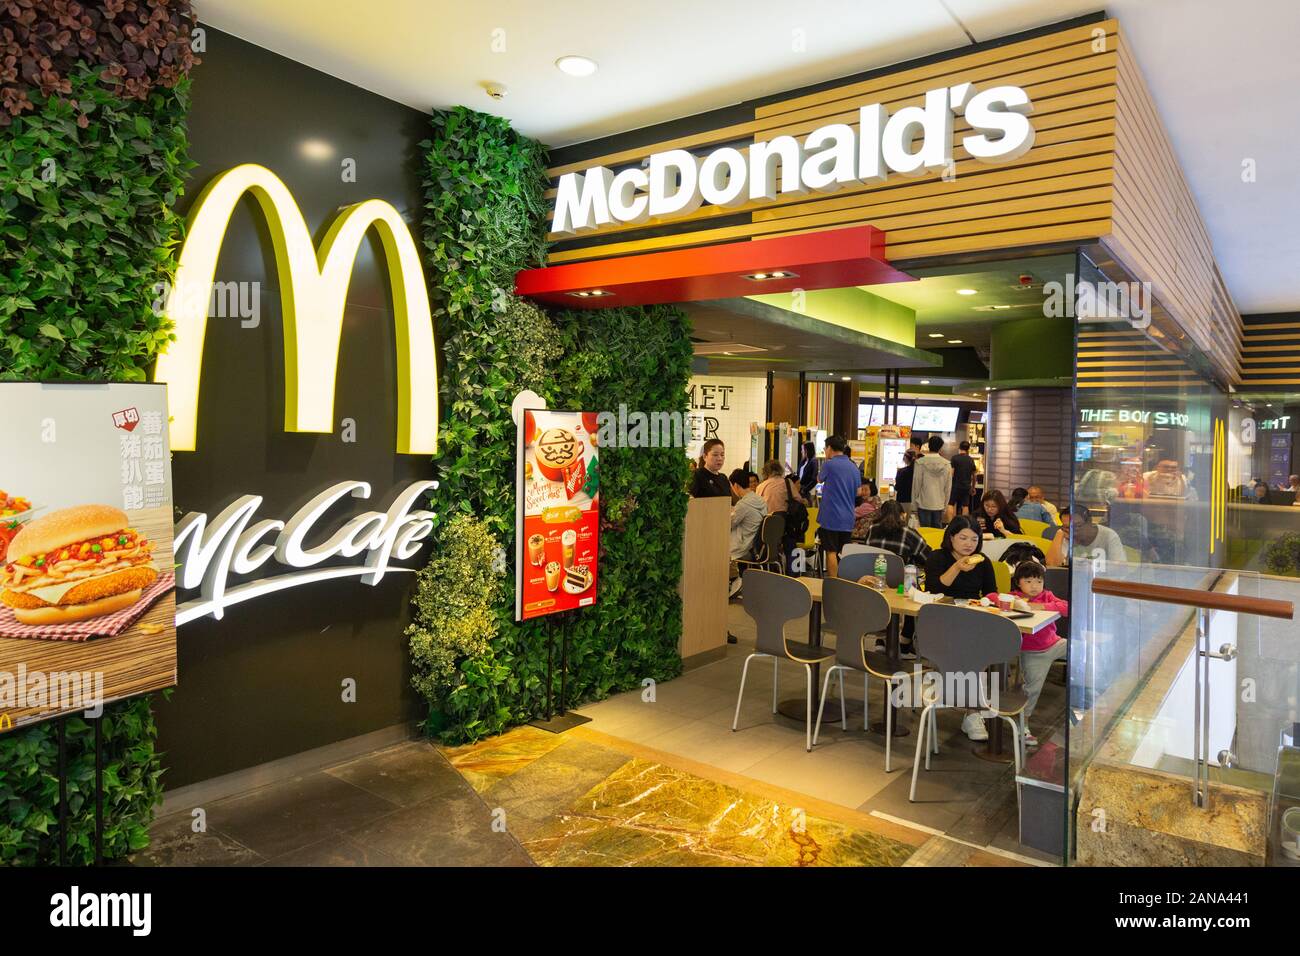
[756,459,806,574]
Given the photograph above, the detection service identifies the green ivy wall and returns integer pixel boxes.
[413,108,691,742]
[0,3,196,865]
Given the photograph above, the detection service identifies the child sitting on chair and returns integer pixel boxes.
[986,560,1067,749]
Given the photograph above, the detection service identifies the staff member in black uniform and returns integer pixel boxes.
[690,438,731,498]
[924,515,1000,740]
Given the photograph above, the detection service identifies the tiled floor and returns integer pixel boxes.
[131,740,533,867]
[134,601,1065,867]
[571,601,1066,864]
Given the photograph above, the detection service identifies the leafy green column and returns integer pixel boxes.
[1,0,195,863]
[412,108,691,742]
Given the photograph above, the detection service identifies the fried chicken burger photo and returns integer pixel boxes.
[1,504,158,625]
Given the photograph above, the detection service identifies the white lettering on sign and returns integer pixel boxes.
[1080,408,1190,428]
[552,84,1034,235]
[173,480,436,625]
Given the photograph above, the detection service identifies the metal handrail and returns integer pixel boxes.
[1091,578,1294,619]
[1090,575,1294,808]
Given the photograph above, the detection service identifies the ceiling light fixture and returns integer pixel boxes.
[567,289,613,298]
[841,376,851,381]
[298,138,334,161]
[991,304,1012,310]
[742,270,798,281]
[956,288,978,296]
[928,333,945,338]
[556,55,598,77]
[920,380,931,385]
[947,339,963,344]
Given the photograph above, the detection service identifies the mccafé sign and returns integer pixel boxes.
[152,165,442,623]
[553,83,1035,236]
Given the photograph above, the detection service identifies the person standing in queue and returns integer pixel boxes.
[894,448,918,515]
[690,438,731,498]
[797,441,820,500]
[924,515,999,741]
[911,435,952,529]
[815,435,860,579]
[949,440,978,516]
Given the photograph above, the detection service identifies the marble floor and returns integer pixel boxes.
[131,740,533,867]
[568,602,1067,865]
[132,603,1065,867]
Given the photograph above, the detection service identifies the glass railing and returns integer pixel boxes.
[1066,561,1298,864]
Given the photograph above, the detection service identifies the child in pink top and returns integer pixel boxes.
[986,560,1067,748]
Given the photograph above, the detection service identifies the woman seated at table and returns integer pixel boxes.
[974,489,1021,538]
[858,499,930,565]
[850,479,881,541]
[924,516,1000,740]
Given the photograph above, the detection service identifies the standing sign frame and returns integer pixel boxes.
[513,399,600,728]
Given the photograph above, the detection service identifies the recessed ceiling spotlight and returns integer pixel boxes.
[567,289,614,298]
[920,380,931,385]
[991,304,1012,310]
[742,270,798,281]
[556,55,598,77]
[841,376,851,381]
[956,288,978,296]
[947,339,963,344]
[928,333,945,338]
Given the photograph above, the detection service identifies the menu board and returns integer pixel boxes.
[0,383,177,728]
[913,405,960,432]
[515,408,600,622]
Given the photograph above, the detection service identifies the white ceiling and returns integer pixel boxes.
[197,0,1300,313]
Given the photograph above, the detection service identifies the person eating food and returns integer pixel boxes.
[923,515,1000,741]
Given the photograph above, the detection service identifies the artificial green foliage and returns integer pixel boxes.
[417,107,693,743]
[0,695,165,865]
[0,61,191,866]
[407,515,504,709]
[0,65,191,381]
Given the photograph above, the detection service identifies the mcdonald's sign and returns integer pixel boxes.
[153,165,438,455]
[0,712,12,732]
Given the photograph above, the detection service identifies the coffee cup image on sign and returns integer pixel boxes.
[561,529,577,568]
[544,561,562,592]
[527,533,545,566]
[534,428,582,482]
[0,504,158,624]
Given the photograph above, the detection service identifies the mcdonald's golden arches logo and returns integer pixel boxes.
[0,712,13,732]
[153,165,438,455]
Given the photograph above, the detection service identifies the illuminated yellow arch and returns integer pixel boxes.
[153,164,438,454]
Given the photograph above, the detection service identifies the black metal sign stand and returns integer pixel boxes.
[529,611,591,734]
[53,711,106,866]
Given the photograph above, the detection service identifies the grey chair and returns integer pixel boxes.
[814,577,932,771]
[736,513,786,576]
[909,603,1028,803]
[732,569,833,751]
[838,549,904,588]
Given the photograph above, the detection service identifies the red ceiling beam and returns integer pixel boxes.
[514,225,914,309]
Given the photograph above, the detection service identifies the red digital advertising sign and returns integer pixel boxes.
[515,408,600,622]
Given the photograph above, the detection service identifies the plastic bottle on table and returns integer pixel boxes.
[904,563,917,593]
[874,554,888,580]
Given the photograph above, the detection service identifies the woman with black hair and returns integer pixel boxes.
[924,515,998,601]
[924,515,999,740]
[690,438,731,498]
[975,489,1022,538]
[797,440,819,500]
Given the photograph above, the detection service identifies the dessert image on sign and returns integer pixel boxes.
[563,563,593,595]
[1,504,159,625]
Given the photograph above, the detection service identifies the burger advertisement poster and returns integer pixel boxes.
[515,406,600,622]
[0,383,176,727]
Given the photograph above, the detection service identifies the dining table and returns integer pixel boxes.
[780,575,1061,760]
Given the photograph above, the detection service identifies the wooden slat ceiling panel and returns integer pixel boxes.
[545,19,1121,265]
[1101,33,1242,386]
